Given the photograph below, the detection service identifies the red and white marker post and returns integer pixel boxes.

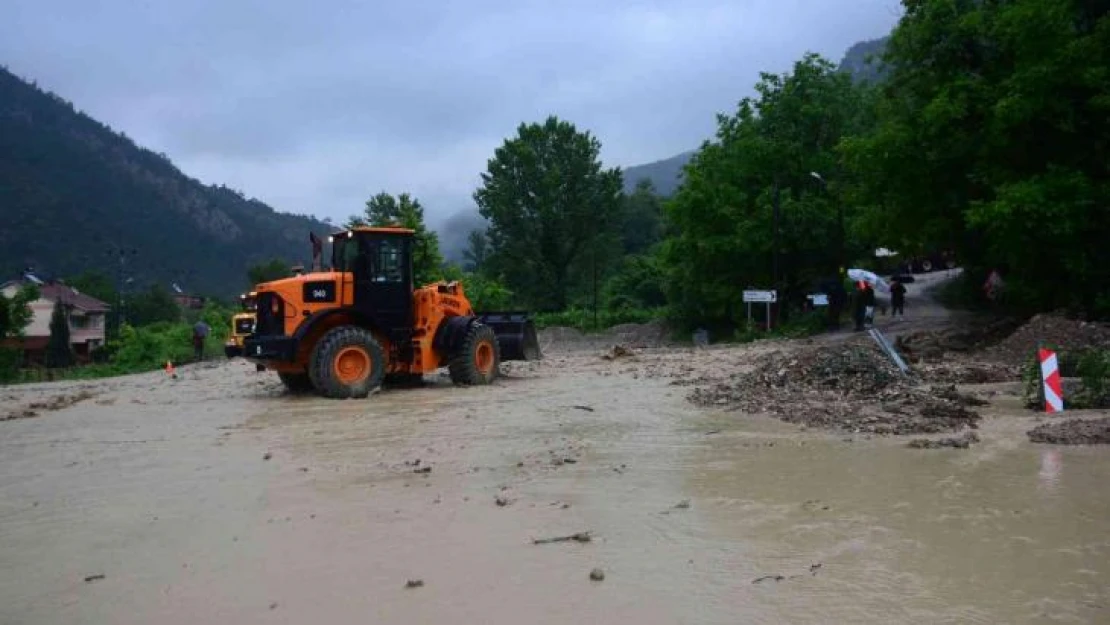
[1038,348,1064,413]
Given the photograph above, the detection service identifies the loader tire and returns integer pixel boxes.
[310,326,385,399]
[278,372,314,394]
[448,323,500,386]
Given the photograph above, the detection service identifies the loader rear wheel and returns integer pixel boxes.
[278,372,314,394]
[310,326,385,399]
[449,323,500,386]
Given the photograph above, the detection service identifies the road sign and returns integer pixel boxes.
[807,293,829,306]
[743,290,777,303]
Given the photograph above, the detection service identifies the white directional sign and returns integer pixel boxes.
[807,293,829,306]
[743,289,777,303]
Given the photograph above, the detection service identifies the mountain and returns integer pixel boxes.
[621,150,695,197]
[0,66,332,299]
[837,36,890,83]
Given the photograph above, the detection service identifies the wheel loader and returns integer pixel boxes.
[242,226,541,398]
[223,291,257,358]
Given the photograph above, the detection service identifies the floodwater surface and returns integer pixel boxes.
[1,351,1108,624]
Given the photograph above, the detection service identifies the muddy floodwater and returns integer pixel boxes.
[2,343,1109,624]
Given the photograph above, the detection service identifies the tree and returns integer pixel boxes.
[45,298,74,368]
[473,115,624,311]
[662,53,868,328]
[66,271,116,306]
[247,259,291,287]
[620,179,664,255]
[842,0,1110,314]
[346,192,445,286]
[126,284,181,326]
[0,283,39,338]
[462,230,490,273]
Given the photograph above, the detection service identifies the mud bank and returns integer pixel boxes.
[1028,417,1110,445]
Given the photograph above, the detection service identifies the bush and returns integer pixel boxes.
[0,347,21,383]
[1022,346,1110,410]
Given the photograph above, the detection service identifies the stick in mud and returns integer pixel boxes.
[532,531,592,545]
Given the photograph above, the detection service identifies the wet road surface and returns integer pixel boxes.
[1,343,1109,624]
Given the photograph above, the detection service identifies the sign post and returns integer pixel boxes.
[743,289,777,331]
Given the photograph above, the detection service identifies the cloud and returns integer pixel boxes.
[2,0,902,226]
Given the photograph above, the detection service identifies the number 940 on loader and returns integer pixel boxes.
[243,226,541,398]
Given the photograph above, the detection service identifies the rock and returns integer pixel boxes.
[84,574,106,583]
[405,579,424,589]
[589,568,605,581]
[262,452,272,461]
[674,499,691,509]
[908,432,980,449]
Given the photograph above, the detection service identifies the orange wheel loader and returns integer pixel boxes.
[242,226,541,398]
[223,291,257,358]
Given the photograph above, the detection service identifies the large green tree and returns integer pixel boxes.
[473,116,624,311]
[462,229,490,273]
[620,179,665,255]
[0,283,39,338]
[843,0,1110,313]
[247,259,291,286]
[127,284,181,326]
[662,53,870,328]
[346,192,444,286]
[45,298,74,368]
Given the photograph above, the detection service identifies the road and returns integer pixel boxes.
[2,280,1109,624]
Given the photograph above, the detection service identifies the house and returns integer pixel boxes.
[1,277,111,365]
[173,293,206,309]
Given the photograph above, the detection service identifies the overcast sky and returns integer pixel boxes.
[3,0,901,227]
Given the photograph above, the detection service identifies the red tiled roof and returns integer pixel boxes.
[3,281,111,312]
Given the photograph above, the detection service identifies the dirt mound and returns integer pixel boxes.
[606,320,669,348]
[917,361,1019,385]
[688,340,982,435]
[895,317,1022,363]
[539,320,671,352]
[984,313,1110,364]
[600,345,635,360]
[1027,417,1110,445]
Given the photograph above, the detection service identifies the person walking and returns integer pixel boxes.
[192,319,211,362]
[862,282,877,328]
[852,281,867,331]
[890,278,907,318]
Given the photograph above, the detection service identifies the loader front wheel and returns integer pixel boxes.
[278,372,314,394]
[311,326,385,399]
[449,323,500,386]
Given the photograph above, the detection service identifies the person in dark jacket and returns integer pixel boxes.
[862,282,877,327]
[890,278,907,317]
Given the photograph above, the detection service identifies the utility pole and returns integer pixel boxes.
[107,245,137,336]
[772,180,781,327]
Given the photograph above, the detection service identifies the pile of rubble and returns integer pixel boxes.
[983,312,1110,364]
[894,317,1022,364]
[688,340,983,435]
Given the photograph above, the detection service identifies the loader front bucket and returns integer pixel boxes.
[477,312,542,361]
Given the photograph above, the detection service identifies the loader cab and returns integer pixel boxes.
[330,227,415,334]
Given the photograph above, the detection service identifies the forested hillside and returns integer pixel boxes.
[0,67,331,298]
